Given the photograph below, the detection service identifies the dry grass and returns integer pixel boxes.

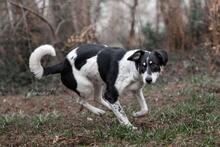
[0,73,219,146]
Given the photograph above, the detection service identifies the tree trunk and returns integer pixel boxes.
[159,0,188,50]
[128,0,139,48]
[71,0,92,33]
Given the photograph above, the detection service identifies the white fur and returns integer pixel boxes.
[144,55,160,84]
[94,85,112,110]
[109,100,135,128]
[66,49,147,127]
[113,50,160,120]
[67,48,92,97]
[30,45,161,128]
[67,48,108,115]
[67,48,103,98]
[151,72,159,83]
[79,99,106,115]
[132,89,148,117]
[29,45,56,79]
[115,50,141,94]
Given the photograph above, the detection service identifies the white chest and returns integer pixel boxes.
[115,57,143,94]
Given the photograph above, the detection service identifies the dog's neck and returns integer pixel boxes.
[121,50,143,80]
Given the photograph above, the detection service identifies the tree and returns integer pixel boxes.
[159,0,188,50]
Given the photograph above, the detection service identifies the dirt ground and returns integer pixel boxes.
[0,51,220,146]
[0,86,184,146]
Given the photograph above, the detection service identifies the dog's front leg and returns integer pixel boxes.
[104,84,136,129]
[132,89,148,117]
[109,100,136,129]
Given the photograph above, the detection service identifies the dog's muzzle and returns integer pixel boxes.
[145,77,152,84]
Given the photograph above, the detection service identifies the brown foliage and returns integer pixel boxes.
[71,0,92,33]
[66,25,98,47]
[205,0,220,74]
[159,0,188,50]
[1,0,220,93]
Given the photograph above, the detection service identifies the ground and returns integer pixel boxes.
[0,51,220,146]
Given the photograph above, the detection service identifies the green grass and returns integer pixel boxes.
[0,74,219,146]
[0,113,27,130]
[91,74,220,146]
[92,91,219,146]
[32,111,60,128]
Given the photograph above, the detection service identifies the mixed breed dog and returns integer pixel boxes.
[29,44,168,129]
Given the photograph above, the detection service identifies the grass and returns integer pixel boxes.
[92,89,219,146]
[0,74,219,146]
[32,110,60,128]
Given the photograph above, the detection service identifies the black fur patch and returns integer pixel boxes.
[148,51,164,73]
[43,62,64,76]
[61,59,80,96]
[136,52,149,74]
[74,44,106,70]
[154,50,168,66]
[128,50,150,74]
[97,47,126,104]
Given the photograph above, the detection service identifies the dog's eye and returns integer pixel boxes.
[142,62,147,66]
[151,64,160,71]
[151,63,156,67]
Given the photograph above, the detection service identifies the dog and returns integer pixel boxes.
[29,44,168,129]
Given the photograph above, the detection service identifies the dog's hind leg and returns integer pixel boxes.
[79,99,106,115]
[94,85,111,110]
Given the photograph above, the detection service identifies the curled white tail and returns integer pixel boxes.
[29,45,56,79]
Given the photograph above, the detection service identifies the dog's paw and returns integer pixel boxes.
[132,126,138,130]
[124,124,138,130]
[132,110,148,117]
[96,109,106,116]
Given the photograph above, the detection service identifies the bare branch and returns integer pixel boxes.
[9,1,57,41]
[7,1,14,29]
[121,0,133,8]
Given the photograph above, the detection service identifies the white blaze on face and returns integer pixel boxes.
[141,57,149,83]
[142,72,148,84]
[151,72,159,83]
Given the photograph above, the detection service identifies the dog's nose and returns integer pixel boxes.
[145,77,152,84]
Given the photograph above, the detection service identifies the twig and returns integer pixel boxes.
[121,0,133,8]
[130,0,138,37]
[21,3,32,52]
[7,1,14,29]
[14,11,28,30]
[9,1,57,41]
[55,19,66,36]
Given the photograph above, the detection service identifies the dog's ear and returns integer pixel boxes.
[155,50,168,66]
[127,50,145,61]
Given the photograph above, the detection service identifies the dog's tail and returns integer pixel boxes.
[29,44,63,79]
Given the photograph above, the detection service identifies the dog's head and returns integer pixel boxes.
[128,50,168,84]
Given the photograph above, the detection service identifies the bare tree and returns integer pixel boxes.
[7,1,14,28]
[205,0,220,74]
[71,0,92,33]
[159,0,188,50]
[127,0,139,48]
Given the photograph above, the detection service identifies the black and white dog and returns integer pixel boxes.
[29,44,168,129]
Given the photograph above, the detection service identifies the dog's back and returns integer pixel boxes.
[66,44,126,98]
[29,43,168,128]
[29,44,126,98]
[65,44,105,97]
